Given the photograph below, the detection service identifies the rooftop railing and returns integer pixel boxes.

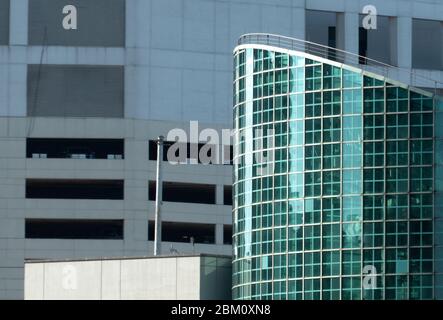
[238,33,442,95]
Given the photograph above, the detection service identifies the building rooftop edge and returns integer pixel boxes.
[234,33,443,98]
[25,253,233,264]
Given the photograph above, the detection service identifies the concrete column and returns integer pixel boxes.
[389,17,398,66]
[126,0,150,48]
[7,64,27,116]
[9,0,28,45]
[216,224,224,245]
[337,12,359,62]
[125,0,150,119]
[397,17,412,69]
[291,7,305,40]
[216,184,224,205]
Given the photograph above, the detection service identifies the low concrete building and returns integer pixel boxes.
[24,254,232,300]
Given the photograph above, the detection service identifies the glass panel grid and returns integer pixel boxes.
[233,47,435,300]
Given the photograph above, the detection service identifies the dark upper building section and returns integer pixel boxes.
[0,0,9,45]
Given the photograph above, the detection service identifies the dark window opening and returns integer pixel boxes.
[27,65,124,118]
[358,15,393,65]
[25,219,124,240]
[26,179,124,200]
[327,26,337,61]
[305,10,339,61]
[412,19,443,70]
[225,145,234,165]
[27,138,124,159]
[149,181,216,204]
[148,221,215,244]
[359,27,368,64]
[223,225,232,245]
[224,185,232,206]
[148,140,232,165]
[306,10,337,47]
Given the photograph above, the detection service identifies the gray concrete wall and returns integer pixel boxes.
[1,0,443,122]
[1,0,442,121]
[24,256,232,300]
[0,116,233,299]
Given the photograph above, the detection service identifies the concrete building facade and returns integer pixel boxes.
[0,0,442,299]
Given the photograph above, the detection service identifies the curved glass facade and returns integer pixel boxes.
[232,45,443,300]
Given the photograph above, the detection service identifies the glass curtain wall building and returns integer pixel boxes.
[232,37,443,300]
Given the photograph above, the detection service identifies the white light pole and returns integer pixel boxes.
[154,136,164,256]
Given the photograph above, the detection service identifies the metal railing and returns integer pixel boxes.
[238,33,443,95]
